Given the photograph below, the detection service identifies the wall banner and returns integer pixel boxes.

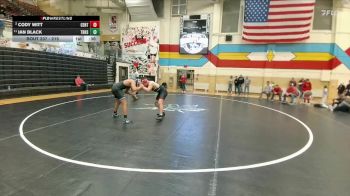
[109,15,117,33]
[121,24,159,76]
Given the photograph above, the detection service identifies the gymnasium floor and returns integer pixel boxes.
[0,91,349,196]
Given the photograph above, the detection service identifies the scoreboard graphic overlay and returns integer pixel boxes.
[12,16,100,42]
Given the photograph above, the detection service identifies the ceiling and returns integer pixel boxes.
[125,0,158,21]
[81,0,158,21]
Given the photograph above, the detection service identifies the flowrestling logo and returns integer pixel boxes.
[132,104,206,113]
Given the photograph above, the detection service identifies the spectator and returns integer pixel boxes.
[0,20,4,37]
[346,80,350,96]
[244,76,251,96]
[332,94,345,107]
[282,84,299,104]
[321,85,328,107]
[337,83,346,96]
[130,69,140,95]
[259,81,272,100]
[234,76,239,94]
[179,73,187,94]
[298,78,304,97]
[228,76,233,95]
[314,85,329,109]
[75,75,88,91]
[130,69,139,81]
[237,75,245,95]
[271,84,283,102]
[298,78,304,89]
[302,79,312,103]
[289,77,297,87]
[330,96,350,113]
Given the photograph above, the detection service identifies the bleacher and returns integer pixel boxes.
[0,47,110,98]
[0,0,47,18]
[16,0,46,16]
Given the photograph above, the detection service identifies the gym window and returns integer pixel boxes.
[221,0,241,33]
[313,0,333,30]
[171,0,187,16]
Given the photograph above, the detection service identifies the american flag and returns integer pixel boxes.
[243,0,315,43]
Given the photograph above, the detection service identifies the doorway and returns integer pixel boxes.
[177,69,194,91]
[118,66,129,82]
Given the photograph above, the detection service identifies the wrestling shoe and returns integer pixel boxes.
[123,118,132,124]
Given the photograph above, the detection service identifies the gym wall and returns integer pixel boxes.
[157,0,350,100]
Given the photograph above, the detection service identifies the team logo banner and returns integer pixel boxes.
[180,33,209,54]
